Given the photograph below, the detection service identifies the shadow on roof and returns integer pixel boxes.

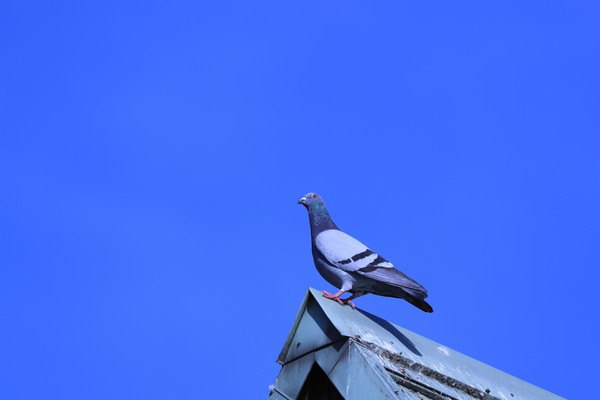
[357,308,422,356]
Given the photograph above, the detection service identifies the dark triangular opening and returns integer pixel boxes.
[297,363,344,400]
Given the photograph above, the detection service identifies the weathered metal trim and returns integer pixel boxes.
[354,338,502,400]
[387,370,458,400]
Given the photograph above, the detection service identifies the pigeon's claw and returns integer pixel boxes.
[342,298,356,309]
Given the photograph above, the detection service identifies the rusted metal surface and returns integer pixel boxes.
[270,288,564,400]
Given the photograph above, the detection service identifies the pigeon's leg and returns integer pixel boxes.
[341,292,365,309]
[322,290,346,305]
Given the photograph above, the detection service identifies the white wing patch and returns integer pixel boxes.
[373,260,394,269]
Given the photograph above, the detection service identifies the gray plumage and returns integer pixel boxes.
[298,192,433,312]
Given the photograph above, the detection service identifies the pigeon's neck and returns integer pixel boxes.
[308,205,338,238]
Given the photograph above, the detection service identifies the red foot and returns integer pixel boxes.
[322,291,344,305]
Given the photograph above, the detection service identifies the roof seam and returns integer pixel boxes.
[280,337,347,366]
[270,386,293,400]
[325,340,351,376]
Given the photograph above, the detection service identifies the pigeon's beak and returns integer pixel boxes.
[298,197,307,206]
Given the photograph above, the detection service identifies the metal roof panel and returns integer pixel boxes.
[277,288,564,400]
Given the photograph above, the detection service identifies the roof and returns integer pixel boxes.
[270,288,564,400]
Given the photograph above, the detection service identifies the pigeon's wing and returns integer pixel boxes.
[315,229,428,299]
[356,262,428,299]
[315,229,380,272]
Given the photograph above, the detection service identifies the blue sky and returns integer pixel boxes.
[1,1,599,399]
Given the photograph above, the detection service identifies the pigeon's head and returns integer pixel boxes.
[297,192,325,210]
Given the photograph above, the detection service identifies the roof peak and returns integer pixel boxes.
[273,288,564,400]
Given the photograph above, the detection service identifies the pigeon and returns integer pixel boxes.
[298,192,433,312]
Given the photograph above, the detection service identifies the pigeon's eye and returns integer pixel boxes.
[311,194,317,199]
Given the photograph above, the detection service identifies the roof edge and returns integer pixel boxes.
[276,288,313,364]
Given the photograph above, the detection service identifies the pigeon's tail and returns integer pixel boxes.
[377,283,434,313]
[405,295,434,313]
